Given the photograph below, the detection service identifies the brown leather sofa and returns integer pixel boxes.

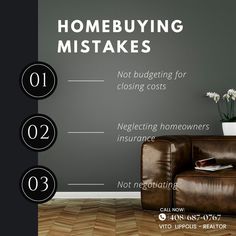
[141,136,236,214]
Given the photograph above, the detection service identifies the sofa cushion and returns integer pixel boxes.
[174,169,236,214]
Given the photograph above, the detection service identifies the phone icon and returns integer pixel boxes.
[158,213,166,221]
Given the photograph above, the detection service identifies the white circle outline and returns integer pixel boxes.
[21,63,57,98]
[21,115,57,151]
[158,213,167,221]
[21,167,56,203]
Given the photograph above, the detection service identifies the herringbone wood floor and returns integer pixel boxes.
[38,199,236,236]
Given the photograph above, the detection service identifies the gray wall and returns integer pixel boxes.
[39,0,236,191]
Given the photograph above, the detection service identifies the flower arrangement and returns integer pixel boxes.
[206,89,236,122]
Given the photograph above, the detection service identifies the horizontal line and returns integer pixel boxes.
[53,192,141,199]
[68,80,104,82]
[67,131,104,134]
[68,183,105,186]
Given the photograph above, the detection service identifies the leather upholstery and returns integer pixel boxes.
[141,136,192,210]
[191,136,236,165]
[175,169,236,214]
[141,136,236,214]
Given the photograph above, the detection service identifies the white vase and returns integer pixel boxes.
[222,122,236,136]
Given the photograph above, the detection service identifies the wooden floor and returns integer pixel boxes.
[39,199,236,236]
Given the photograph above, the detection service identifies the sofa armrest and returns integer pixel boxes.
[141,136,192,210]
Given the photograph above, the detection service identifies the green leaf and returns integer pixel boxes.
[228,116,236,122]
[223,113,229,119]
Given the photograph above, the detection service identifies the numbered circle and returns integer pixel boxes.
[21,166,57,203]
[21,62,57,99]
[21,114,57,151]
